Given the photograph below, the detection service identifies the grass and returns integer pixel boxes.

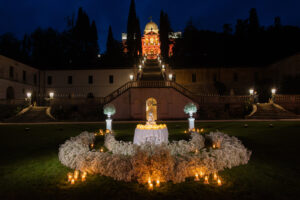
[0,121,299,200]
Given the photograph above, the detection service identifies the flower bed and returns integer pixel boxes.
[58,131,251,184]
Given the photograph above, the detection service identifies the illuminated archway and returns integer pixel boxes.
[146,98,157,121]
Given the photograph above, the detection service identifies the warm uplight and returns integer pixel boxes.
[271,88,276,94]
[249,89,254,95]
[81,172,86,182]
[26,92,32,98]
[195,173,199,181]
[200,171,204,177]
[148,177,152,184]
[71,179,75,184]
[129,74,134,81]
[49,92,54,99]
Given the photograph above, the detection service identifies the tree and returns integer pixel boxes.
[248,8,260,36]
[0,33,22,61]
[126,0,141,58]
[159,10,172,58]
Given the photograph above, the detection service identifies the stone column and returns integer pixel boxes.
[106,119,112,131]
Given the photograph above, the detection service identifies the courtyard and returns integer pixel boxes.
[0,121,299,200]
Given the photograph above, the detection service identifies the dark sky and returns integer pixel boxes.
[0,0,300,52]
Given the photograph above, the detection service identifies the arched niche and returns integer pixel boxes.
[146,97,157,121]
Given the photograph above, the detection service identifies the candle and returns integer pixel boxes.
[217,178,222,186]
[204,176,209,184]
[100,148,104,152]
[195,173,199,181]
[90,143,94,148]
[67,173,73,182]
[213,172,218,180]
[195,149,198,154]
[148,177,151,185]
[200,128,204,133]
[71,179,75,184]
[184,130,187,134]
[213,144,216,149]
[148,183,153,190]
[197,129,200,133]
[156,180,160,187]
[200,171,204,177]
[81,176,86,182]
[74,170,79,180]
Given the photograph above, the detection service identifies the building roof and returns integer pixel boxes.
[144,20,159,34]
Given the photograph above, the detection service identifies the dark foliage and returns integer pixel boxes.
[159,10,172,59]
[171,8,300,68]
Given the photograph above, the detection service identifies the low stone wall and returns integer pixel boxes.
[275,95,300,114]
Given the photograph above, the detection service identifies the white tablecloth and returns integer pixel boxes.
[133,128,169,145]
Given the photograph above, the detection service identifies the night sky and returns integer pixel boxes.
[1,0,300,52]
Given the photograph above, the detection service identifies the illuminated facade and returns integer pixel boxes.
[141,21,161,59]
[122,20,182,59]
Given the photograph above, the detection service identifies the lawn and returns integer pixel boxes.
[0,121,299,200]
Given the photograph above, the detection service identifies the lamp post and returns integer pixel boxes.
[129,74,134,81]
[26,92,32,105]
[249,89,254,104]
[271,88,276,103]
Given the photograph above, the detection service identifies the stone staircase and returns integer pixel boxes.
[6,106,55,122]
[247,103,300,119]
[140,59,164,80]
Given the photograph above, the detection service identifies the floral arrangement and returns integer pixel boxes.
[184,102,197,117]
[58,130,251,184]
[103,104,116,118]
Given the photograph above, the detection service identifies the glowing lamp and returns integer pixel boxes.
[139,65,142,69]
[195,173,199,181]
[129,74,134,81]
[67,173,73,182]
[169,74,173,80]
[71,179,75,184]
[148,183,153,190]
[100,147,104,152]
[26,92,32,98]
[162,64,165,69]
[49,92,54,99]
[90,143,94,148]
[271,88,276,94]
[249,89,254,95]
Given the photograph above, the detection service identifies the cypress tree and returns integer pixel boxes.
[159,11,172,58]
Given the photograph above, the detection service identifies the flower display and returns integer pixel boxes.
[103,104,116,118]
[58,130,251,184]
[184,102,197,117]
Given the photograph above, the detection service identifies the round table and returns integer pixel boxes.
[133,128,169,145]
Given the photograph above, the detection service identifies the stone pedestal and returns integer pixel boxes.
[106,119,112,131]
[188,117,195,130]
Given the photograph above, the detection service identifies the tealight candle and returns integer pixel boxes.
[200,171,204,177]
[212,144,216,149]
[100,148,104,152]
[200,128,204,133]
[90,143,94,148]
[71,179,75,184]
[148,177,151,185]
